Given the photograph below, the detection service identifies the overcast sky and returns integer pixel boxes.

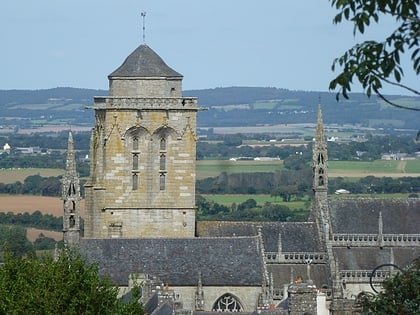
[0,0,417,94]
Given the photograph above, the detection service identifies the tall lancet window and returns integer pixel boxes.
[132,136,140,190]
[159,137,167,190]
[160,153,166,170]
[160,173,166,190]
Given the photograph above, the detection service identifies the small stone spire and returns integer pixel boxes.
[195,272,205,310]
[378,211,383,235]
[316,104,325,142]
[62,130,81,247]
[378,211,384,248]
[312,104,328,191]
[278,231,282,255]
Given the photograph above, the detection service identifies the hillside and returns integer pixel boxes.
[0,87,419,133]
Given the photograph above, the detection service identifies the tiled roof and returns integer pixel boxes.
[268,264,331,289]
[329,198,420,234]
[109,44,182,78]
[196,221,323,252]
[80,237,264,286]
[334,247,420,270]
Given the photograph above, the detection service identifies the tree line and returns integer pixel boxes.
[0,210,62,231]
[196,196,309,222]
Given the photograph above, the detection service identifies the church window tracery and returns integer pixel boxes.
[213,294,242,312]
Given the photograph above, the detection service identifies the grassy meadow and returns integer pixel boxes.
[196,160,285,179]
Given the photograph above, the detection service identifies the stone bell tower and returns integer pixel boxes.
[84,44,198,238]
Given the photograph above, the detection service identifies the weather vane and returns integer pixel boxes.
[141,11,146,43]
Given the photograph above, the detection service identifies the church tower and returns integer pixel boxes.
[62,131,81,246]
[84,44,198,238]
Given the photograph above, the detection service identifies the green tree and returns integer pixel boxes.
[329,0,420,110]
[0,225,33,258]
[0,249,143,315]
[360,258,420,314]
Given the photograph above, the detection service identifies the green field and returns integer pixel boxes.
[329,160,420,176]
[200,194,309,210]
[406,160,420,173]
[0,168,64,184]
[197,159,420,180]
[196,160,284,179]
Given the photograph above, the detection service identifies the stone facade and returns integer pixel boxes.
[83,44,198,238]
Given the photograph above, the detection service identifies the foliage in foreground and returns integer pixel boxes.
[329,0,420,110]
[0,249,143,315]
[360,257,420,314]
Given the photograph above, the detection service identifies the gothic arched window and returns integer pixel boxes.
[213,294,242,312]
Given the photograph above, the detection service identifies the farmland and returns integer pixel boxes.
[0,159,419,185]
[0,168,64,184]
[197,159,420,179]
[0,195,85,217]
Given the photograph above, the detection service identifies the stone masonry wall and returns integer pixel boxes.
[109,78,182,97]
[84,96,198,238]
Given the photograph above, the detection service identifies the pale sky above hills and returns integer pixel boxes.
[0,0,417,95]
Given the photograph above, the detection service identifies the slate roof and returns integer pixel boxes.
[267,264,331,289]
[329,198,420,234]
[80,237,263,287]
[334,247,420,270]
[109,44,182,78]
[196,221,323,252]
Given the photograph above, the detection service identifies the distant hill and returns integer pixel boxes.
[0,87,419,132]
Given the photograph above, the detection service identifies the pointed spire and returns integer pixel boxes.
[312,103,328,191]
[62,130,81,247]
[66,130,76,175]
[315,104,325,142]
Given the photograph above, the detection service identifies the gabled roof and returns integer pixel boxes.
[196,221,323,252]
[329,198,420,234]
[333,247,420,270]
[80,237,264,287]
[109,44,182,78]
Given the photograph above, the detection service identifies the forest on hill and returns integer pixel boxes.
[0,87,419,132]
